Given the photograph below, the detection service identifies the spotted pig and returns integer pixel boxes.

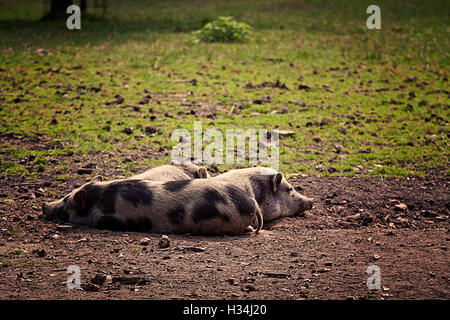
[42,176,262,236]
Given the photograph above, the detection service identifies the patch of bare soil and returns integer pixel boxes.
[0,173,448,300]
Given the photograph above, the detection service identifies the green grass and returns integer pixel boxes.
[0,0,448,178]
[12,248,26,255]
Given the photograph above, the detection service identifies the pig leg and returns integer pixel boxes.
[245,200,263,234]
[254,203,263,233]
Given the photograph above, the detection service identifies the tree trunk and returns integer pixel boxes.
[80,0,87,13]
[42,0,73,20]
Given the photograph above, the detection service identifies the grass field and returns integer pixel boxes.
[0,0,448,179]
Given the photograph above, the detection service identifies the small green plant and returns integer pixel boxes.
[191,16,252,43]
[12,248,26,255]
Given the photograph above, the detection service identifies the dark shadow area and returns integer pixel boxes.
[0,0,448,49]
[0,15,212,49]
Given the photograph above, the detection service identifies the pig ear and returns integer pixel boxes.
[90,175,103,183]
[272,173,283,192]
[72,190,87,210]
[197,167,208,179]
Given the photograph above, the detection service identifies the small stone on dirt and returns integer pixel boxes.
[139,237,151,246]
[157,235,170,249]
[394,203,408,211]
[359,212,374,224]
[91,274,107,286]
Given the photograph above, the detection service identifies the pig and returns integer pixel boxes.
[130,162,210,181]
[212,167,313,222]
[41,176,262,236]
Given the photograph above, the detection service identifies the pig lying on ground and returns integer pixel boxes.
[42,176,262,236]
[131,162,210,181]
[212,167,313,222]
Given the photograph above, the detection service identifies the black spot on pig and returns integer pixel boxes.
[249,174,274,204]
[163,179,192,192]
[76,184,103,217]
[56,204,69,221]
[205,187,227,206]
[100,180,153,214]
[168,206,186,225]
[120,181,153,206]
[225,185,255,216]
[192,188,229,222]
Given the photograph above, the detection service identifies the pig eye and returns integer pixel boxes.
[287,187,293,192]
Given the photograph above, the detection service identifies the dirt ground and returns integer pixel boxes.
[0,168,448,300]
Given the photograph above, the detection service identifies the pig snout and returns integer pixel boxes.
[306,197,314,210]
[296,196,314,214]
[42,202,51,218]
[41,201,59,220]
